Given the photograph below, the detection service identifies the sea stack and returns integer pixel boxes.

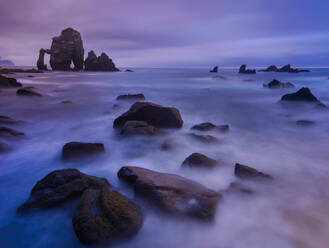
[84,51,119,71]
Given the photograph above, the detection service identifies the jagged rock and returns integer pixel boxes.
[190,133,218,143]
[278,64,310,73]
[239,64,256,74]
[84,51,119,71]
[191,122,229,132]
[0,75,22,88]
[235,163,272,180]
[16,87,43,97]
[281,87,320,102]
[296,120,315,126]
[17,169,110,213]
[118,166,221,220]
[182,153,219,169]
[113,102,183,128]
[72,188,143,245]
[259,65,278,72]
[62,142,105,161]
[263,79,295,89]
[0,68,42,74]
[121,121,163,136]
[0,126,24,137]
[209,66,218,73]
[116,94,145,101]
[49,28,84,70]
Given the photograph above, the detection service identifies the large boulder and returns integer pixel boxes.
[113,102,183,128]
[121,121,163,136]
[16,87,43,97]
[118,166,221,220]
[281,87,319,102]
[84,51,119,71]
[116,94,145,101]
[263,79,295,89]
[62,142,105,161]
[49,28,84,70]
[235,163,272,180]
[182,153,219,169]
[239,64,256,74]
[0,75,22,88]
[17,169,110,212]
[72,188,143,245]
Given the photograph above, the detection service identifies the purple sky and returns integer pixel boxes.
[1,0,329,67]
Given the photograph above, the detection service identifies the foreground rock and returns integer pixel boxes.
[18,169,110,212]
[118,166,221,220]
[121,121,163,136]
[239,64,256,74]
[190,133,218,143]
[182,153,219,169]
[191,122,229,132]
[116,94,145,101]
[113,102,183,128]
[263,79,295,89]
[0,126,24,137]
[73,188,143,245]
[235,163,272,180]
[16,87,43,97]
[84,51,119,71]
[281,87,321,103]
[0,75,22,88]
[62,142,105,161]
[209,66,218,73]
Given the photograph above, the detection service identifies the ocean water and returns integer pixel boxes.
[1,68,329,248]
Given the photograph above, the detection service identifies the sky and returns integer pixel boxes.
[0,0,329,68]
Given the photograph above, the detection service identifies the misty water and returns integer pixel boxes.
[1,68,329,248]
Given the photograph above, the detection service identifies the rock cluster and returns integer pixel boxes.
[281,87,322,103]
[239,64,256,74]
[263,79,295,89]
[260,64,310,73]
[84,51,119,71]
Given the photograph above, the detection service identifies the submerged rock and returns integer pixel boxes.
[263,79,295,89]
[116,94,145,101]
[0,75,22,88]
[209,66,218,73]
[0,126,24,137]
[281,87,320,102]
[118,166,221,220]
[190,133,218,143]
[235,163,272,180]
[84,51,119,71]
[18,169,110,212]
[191,122,229,132]
[182,153,219,169]
[239,64,256,74]
[296,120,315,126]
[62,142,105,161]
[113,102,183,128]
[72,188,143,245]
[16,87,43,97]
[121,121,163,136]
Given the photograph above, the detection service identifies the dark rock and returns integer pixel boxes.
[121,121,163,136]
[62,142,105,161]
[191,122,229,132]
[278,64,310,73]
[116,94,145,101]
[0,68,43,74]
[84,51,119,71]
[182,153,219,169]
[239,64,256,74]
[18,169,110,213]
[190,133,218,143]
[125,69,134,72]
[227,182,253,194]
[296,120,315,126]
[259,65,278,72]
[61,100,72,104]
[235,163,272,180]
[113,102,183,128]
[27,75,34,78]
[0,75,22,88]
[209,66,218,73]
[72,188,143,245]
[16,87,43,97]
[281,87,319,102]
[0,126,24,137]
[118,166,221,220]
[263,79,295,89]
[49,28,84,70]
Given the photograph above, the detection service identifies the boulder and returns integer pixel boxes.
[209,66,218,73]
[84,51,119,71]
[190,133,218,143]
[239,64,256,74]
[72,188,143,245]
[62,142,105,161]
[16,87,43,97]
[0,75,22,88]
[118,166,221,220]
[0,126,24,137]
[191,122,229,132]
[182,153,219,169]
[113,102,183,128]
[281,87,320,102]
[235,163,272,180]
[17,169,110,212]
[116,94,145,101]
[121,121,163,136]
[263,79,295,89]
[49,28,84,70]
[296,120,315,126]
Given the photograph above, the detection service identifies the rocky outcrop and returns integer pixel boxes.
[209,66,218,73]
[260,64,310,73]
[49,28,84,70]
[113,102,183,128]
[17,169,110,212]
[0,75,22,88]
[191,122,229,132]
[62,142,105,161]
[0,126,24,137]
[72,188,143,245]
[263,79,295,89]
[182,153,219,169]
[239,64,256,74]
[84,51,119,71]
[281,87,320,102]
[259,65,278,72]
[120,121,163,136]
[116,94,145,101]
[118,166,221,220]
[37,48,51,70]
[16,87,43,97]
[235,163,272,180]
[190,133,218,143]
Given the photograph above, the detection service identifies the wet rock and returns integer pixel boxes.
[113,102,183,128]
[0,126,24,137]
[116,94,145,101]
[125,69,134,72]
[259,65,278,72]
[296,120,315,126]
[281,87,320,102]
[0,75,22,88]
[263,79,295,89]
[235,163,272,180]
[84,51,119,71]
[49,28,84,70]
[209,66,218,73]
[118,166,221,220]
[121,121,163,136]
[16,87,43,97]
[227,182,253,194]
[190,133,218,143]
[72,188,143,245]
[17,169,110,212]
[191,122,229,132]
[62,142,105,161]
[239,64,256,74]
[182,153,219,169]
